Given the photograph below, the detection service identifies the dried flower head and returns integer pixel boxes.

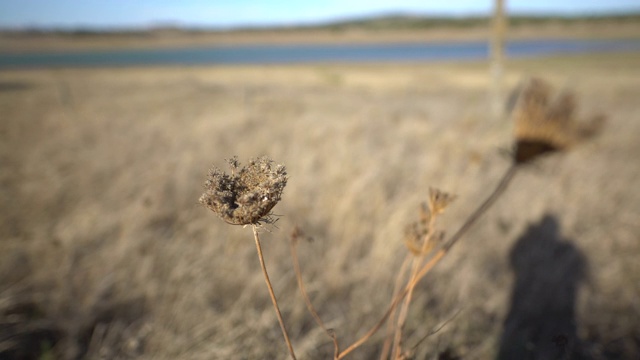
[513,78,605,164]
[404,189,454,255]
[404,203,431,255]
[199,156,288,225]
[428,188,456,215]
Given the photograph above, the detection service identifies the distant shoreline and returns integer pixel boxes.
[1,17,639,54]
[3,39,640,70]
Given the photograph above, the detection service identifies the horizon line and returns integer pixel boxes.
[2,9,639,32]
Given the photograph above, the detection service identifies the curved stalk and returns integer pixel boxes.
[253,225,297,360]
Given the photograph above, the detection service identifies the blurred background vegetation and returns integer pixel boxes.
[1,1,640,359]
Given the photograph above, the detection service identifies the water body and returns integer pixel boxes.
[1,38,639,69]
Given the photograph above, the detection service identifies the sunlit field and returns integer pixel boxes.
[2,52,640,359]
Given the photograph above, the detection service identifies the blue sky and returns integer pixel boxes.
[1,0,639,29]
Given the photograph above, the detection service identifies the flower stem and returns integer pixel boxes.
[443,164,518,251]
[253,225,297,360]
[338,164,518,359]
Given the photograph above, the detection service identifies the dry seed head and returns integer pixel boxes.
[404,207,430,255]
[404,189,454,255]
[428,188,456,215]
[199,156,288,225]
[404,228,444,256]
[513,77,605,164]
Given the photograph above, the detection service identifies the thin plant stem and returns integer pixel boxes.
[410,165,518,290]
[443,164,518,251]
[410,309,461,352]
[337,289,405,359]
[289,229,340,359]
[379,255,411,360]
[338,164,518,359]
[253,225,297,360]
[392,213,436,359]
[403,250,447,302]
[391,260,418,359]
[337,250,446,359]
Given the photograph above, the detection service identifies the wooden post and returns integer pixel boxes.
[490,0,506,121]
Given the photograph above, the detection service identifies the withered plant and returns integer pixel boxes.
[200,77,604,359]
[385,189,454,360]
[513,77,605,164]
[288,77,605,359]
[199,156,296,360]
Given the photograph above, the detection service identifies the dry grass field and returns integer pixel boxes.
[1,52,640,359]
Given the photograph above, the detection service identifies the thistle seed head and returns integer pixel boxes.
[199,156,288,225]
[513,78,605,164]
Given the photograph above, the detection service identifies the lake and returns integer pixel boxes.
[1,38,639,69]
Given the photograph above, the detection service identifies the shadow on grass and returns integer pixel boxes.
[498,214,589,360]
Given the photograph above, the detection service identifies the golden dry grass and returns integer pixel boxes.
[1,52,640,359]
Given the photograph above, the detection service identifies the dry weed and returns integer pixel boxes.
[200,156,296,359]
[513,77,605,164]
